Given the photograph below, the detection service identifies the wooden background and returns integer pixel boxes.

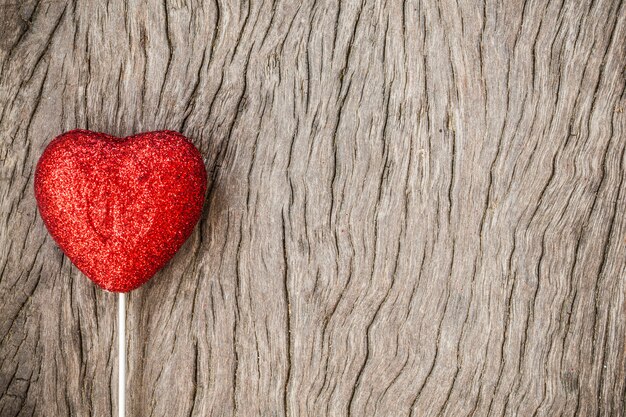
[1,0,625,415]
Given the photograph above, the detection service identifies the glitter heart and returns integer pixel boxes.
[34,130,207,292]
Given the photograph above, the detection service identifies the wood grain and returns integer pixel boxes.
[1,0,625,415]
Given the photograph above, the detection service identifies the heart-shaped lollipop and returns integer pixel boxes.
[34,129,207,292]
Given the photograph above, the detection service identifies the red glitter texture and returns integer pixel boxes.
[34,130,207,292]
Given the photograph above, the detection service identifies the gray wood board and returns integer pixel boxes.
[0,0,625,415]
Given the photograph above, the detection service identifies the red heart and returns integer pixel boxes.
[34,130,207,292]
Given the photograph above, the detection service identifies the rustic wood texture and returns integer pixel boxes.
[0,0,625,416]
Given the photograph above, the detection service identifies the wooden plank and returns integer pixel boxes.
[0,0,624,415]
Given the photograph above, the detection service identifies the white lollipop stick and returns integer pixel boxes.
[118,293,126,417]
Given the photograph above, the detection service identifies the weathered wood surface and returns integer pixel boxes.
[1,0,625,415]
